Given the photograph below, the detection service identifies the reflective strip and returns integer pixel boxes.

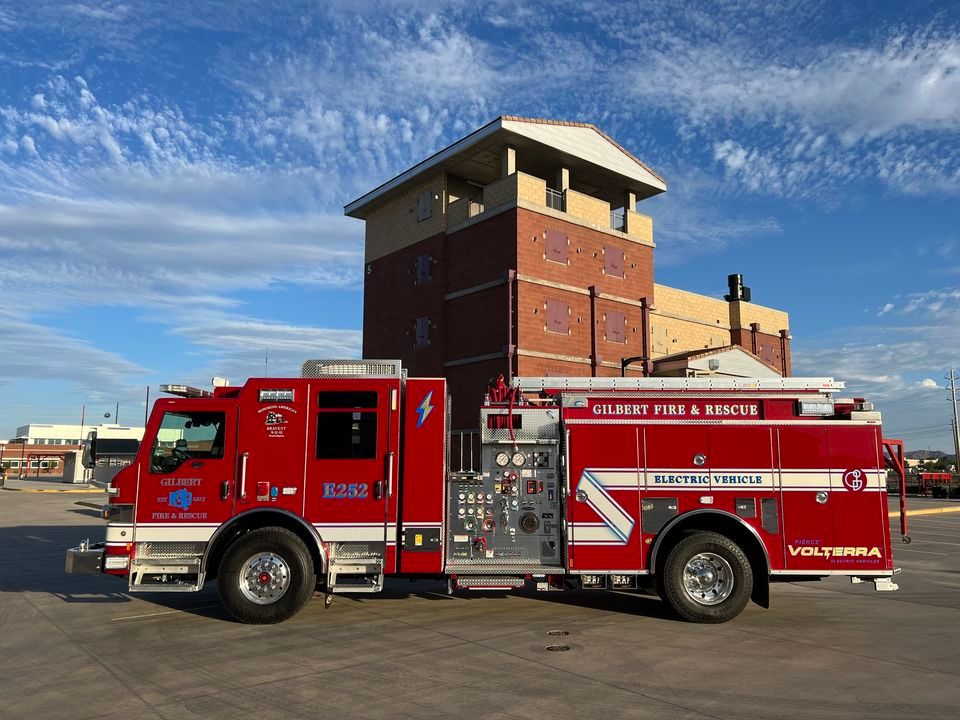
[568,522,624,545]
[576,471,635,543]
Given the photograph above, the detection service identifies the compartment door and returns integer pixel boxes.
[136,400,237,539]
[305,381,401,569]
[567,425,642,572]
[778,426,835,570]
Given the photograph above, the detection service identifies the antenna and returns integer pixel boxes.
[264,347,269,378]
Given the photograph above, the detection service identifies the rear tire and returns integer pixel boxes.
[661,530,752,623]
[218,527,316,624]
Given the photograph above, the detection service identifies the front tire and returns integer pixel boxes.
[661,531,752,623]
[218,527,316,624]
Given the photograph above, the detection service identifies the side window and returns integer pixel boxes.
[545,229,567,264]
[417,189,433,222]
[545,298,570,334]
[415,316,431,347]
[605,311,626,343]
[414,253,432,285]
[604,246,625,278]
[151,411,225,473]
[316,391,378,459]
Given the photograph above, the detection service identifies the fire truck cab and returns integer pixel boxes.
[67,359,900,624]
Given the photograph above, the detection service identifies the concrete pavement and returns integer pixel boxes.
[1,492,958,719]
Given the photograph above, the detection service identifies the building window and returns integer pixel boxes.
[414,253,432,285]
[415,316,431,347]
[604,246,625,278]
[545,299,569,334]
[417,189,433,222]
[545,229,567,264]
[606,311,626,343]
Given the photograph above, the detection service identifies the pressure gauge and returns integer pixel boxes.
[512,452,526,466]
[495,452,510,467]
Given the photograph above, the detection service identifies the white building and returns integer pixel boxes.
[14,423,146,445]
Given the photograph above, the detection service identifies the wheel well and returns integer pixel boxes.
[203,511,324,580]
[650,512,770,608]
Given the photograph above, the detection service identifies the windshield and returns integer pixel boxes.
[150,411,225,473]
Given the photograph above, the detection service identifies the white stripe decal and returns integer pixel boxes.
[576,471,636,543]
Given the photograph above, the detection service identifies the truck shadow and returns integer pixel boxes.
[346,577,681,621]
[0,523,133,605]
[0,523,678,622]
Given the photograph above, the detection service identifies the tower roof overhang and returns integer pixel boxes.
[344,116,667,219]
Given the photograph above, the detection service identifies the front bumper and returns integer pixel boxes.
[65,541,105,575]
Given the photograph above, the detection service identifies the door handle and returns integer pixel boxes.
[220,481,231,501]
[191,461,204,468]
[373,480,384,500]
[239,452,249,499]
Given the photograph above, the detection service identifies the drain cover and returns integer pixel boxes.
[545,644,570,652]
[546,630,569,637]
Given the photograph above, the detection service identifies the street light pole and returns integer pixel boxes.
[948,369,960,472]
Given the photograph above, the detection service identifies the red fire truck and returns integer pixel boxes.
[67,360,904,624]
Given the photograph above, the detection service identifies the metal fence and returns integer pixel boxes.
[610,209,625,231]
[545,188,565,212]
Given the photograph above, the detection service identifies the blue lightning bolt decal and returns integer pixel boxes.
[416,390,434,428]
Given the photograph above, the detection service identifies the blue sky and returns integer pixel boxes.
[1,1,959,450]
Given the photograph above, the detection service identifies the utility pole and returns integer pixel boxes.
[115,401,120,426]
[947,370,960,472]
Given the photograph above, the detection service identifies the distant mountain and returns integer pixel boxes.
[905,450,952,460]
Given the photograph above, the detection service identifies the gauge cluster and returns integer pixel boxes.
[446,410,563,568]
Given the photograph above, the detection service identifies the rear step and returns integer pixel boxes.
[455,576,526,590]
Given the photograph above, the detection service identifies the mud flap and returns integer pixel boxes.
[751,576,770,609]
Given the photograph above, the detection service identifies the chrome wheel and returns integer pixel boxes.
[239,552,291,605]
[682,552,734,606]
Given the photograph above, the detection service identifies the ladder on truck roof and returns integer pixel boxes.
[512,376,845,393]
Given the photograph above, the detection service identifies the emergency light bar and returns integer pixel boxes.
[160,384,213,398]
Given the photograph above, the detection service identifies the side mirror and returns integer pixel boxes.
[82,431,98,469]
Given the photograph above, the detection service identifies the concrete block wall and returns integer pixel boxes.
[564,188,611,229]
[729,299,789,333]
[517,172,547,206]
[650,284,731,357]
[483,172,520,211]
[364,173,447,262]
[625,210,653,244]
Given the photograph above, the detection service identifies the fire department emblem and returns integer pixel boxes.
[169,488,194,510]
[842,469,867,492]
[265,411,287,425]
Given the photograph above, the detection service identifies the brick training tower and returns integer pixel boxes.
[346,117,791,428]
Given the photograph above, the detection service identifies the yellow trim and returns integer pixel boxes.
[888,505,960,518]
[2,487,104,494]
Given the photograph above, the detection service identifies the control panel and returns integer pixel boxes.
[446,410,563,568]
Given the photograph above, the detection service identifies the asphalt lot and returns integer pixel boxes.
[1,487,959,720]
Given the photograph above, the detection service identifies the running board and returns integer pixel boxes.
[129,562,203,592]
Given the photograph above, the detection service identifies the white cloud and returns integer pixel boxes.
[166,312,363,389]
[633,30,960,139]
[879,302,894,316]
[918,378,940,390]
[0,311,146,399]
